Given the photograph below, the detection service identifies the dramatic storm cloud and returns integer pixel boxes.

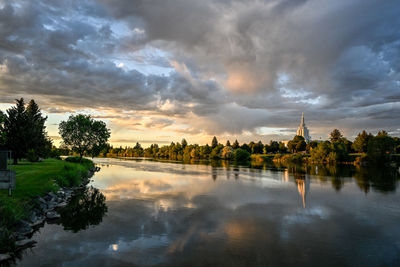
[0,0,399,145]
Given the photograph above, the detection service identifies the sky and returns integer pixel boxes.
[0,0,399,147]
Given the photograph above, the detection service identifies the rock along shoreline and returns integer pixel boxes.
[0,166,101,264]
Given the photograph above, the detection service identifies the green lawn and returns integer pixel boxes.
[0,158,93,228]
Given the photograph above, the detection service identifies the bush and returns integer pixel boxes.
[233,148,250,162]
[65,156,94,167]
[27,149,39,162]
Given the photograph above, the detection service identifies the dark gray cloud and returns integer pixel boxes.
[0,0,399,139]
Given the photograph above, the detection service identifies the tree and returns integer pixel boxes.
[232,139,239,149]
[306,140,319,153]
[211,136,218,148]
[352,130,372,153]
[181,138,188,148]
[269,141,279,153]
[278,142,287,153]
[367,132,395,162]
[0,111,5,148]
[221,146,234,159]
[233,148,250,161]
[25,99,52,159]
[252,141,264,154]
[288,135,305,153]
[330,129,343,142]
[296,140,307,152]
[226,140,231,147]
[59,114,111,161]
[4,98,28,164]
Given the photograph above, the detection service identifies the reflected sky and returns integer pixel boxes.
[16,158,400,266]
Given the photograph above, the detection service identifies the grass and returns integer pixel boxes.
[0,158,93,251]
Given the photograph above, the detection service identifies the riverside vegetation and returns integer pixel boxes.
[0,99,110,260]
[63,129,400,166]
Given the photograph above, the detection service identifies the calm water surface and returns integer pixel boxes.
[16,158,400,266]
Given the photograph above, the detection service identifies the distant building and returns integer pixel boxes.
[296,112,311,143]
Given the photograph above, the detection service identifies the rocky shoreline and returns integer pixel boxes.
[0,166,101,264]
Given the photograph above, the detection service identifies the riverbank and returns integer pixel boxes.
[0,157,95,261]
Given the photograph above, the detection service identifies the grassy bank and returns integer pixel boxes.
[0,157,93,251]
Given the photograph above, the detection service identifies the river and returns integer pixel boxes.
[15,158,400,266]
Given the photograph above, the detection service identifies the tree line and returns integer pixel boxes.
[284,129,400,163]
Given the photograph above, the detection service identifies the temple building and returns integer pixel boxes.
[296,112,311,143]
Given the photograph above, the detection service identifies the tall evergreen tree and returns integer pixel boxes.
[232,139,239,149]
[4,98,28,164]
[181,138,188,148]
[26,99,52,158]
[211,136,218,148]
[226,140,231,147]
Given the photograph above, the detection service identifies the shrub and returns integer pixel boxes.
[221,146,234,159]
[26,149,39,162]
[233,148,250,162]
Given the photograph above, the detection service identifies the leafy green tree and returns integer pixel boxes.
[233,148,250,161]
[296,140,307,152]
[211,136,218,148]
[240,143,251,153]
[252,141,264,154]
[306,140,319,153]
[310,141,331,162]
[221,146,234,159]
[232,139,239,149]
[269,141,279,153]
[288,135,305,153]
[367,131,395,162]
[330,129,343,142]
[209,144,223,159]
[59,114,111,161]
[352,130,372,153]
[278,142,287,153]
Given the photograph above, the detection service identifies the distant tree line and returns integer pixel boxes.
[77,137,289,162]
[85,129,399,164]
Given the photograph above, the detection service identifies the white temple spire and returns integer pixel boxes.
[296,112,311,143]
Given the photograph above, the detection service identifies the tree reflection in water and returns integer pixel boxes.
[59,186,108,233]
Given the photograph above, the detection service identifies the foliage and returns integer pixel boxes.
[330,129,343,142]
[181,138,188,148]
[232,139,239,149]
[310,140,349,162]
[26,149,39,162]
[367,131,396,162]
[3,98,51,164]
[211,136,218,148]
[233,148,250,161]
[221,146,234,159]
[59,114,111,161]
[352,130,373,153]
[0,110,6,148]
[306,140,319,152]
[288,135,306,153]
